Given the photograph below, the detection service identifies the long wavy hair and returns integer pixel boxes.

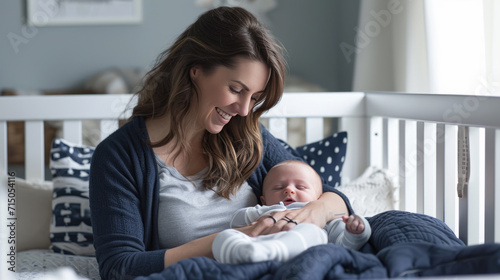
[131,7,286,198]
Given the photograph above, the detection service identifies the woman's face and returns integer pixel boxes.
[190,57,270,134]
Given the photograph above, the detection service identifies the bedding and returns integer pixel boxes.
[136,210,500,279]
[14,211,500,279]
[16,250,99,280]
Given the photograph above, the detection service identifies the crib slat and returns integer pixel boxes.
[386,119,400,209]
[100,120,119,141]
[435,124,445,221]
[369,117,383,168]
[25,121,45,181]
[444,125,459,236]
[402,120,417,213]
[398,121,405,210]
[495,129,500,243]
[408,120,417,213]
[0,122,7,175]
[485,128,496,243]
[417,122,424,214]
[269,118,287,142]
[466,127,485,245]
[386,120,399,175]
[382,119,388,169]
[63,120,82,145]
[305,118,323,143]
[339,117,367,183]
[415,122,438,215]
[423,123,437,217]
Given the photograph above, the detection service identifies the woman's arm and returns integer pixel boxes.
[90,124,167,279]
[290,191,348,227]
[164,223,262,267]
[163,233,216,267]
[248,192,348,236]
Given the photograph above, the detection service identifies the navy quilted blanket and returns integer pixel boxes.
[137,211,500,279]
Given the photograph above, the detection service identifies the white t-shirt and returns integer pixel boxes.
[155,155,257,249]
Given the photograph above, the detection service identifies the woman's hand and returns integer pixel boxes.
[242,211,293,236]
[245,192,349,236]
[235,217,276,236]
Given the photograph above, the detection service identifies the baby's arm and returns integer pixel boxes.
[325,214,371,250]
[342,214,366,234]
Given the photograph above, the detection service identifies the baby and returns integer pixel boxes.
[212,160,371,264]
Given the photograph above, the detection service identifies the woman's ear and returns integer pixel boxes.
[190,65,201,80]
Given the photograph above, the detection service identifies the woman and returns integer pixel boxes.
[89,6,352,280]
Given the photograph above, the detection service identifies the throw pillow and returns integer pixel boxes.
[336,166,398,217]
[49,138,95,256]
[280,132,348,188]
[16,178,53,252]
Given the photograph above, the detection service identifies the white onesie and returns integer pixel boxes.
[230,201,371,250]
[212,202,371,264]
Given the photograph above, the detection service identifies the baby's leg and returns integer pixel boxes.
[212,224,327,264]
[212,229,253,264]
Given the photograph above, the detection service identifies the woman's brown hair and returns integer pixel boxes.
[132,6,286,198]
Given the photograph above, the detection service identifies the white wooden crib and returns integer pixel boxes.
[1,91,499,250]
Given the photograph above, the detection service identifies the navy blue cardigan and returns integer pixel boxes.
[89,116,353,279]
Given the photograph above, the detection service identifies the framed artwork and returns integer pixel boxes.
[27,0,143,26]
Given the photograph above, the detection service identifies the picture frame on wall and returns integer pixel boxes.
[27,0,143,26]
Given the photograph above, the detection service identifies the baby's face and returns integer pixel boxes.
[261,162,322,206]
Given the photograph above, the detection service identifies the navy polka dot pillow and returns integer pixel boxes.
[280,132,347,187]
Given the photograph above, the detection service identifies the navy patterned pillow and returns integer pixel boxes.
[49,138,95,256]
[280,132,348,187]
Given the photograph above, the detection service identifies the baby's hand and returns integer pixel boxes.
[342,214,365,234]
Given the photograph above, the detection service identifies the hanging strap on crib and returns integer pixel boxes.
[457,126,470,198]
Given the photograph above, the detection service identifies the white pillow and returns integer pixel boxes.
[337,166,398,217]
[16,178,54,252]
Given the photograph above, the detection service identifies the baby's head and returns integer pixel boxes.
[261,160,323,206]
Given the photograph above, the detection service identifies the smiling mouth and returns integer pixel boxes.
[216,107,231,120]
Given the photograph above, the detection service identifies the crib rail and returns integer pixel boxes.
[365,92,500,245]
[0,94,135,180]
[1,91,499,246]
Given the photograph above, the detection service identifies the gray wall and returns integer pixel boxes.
[0,0,359,92]
[269,0,359,91]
